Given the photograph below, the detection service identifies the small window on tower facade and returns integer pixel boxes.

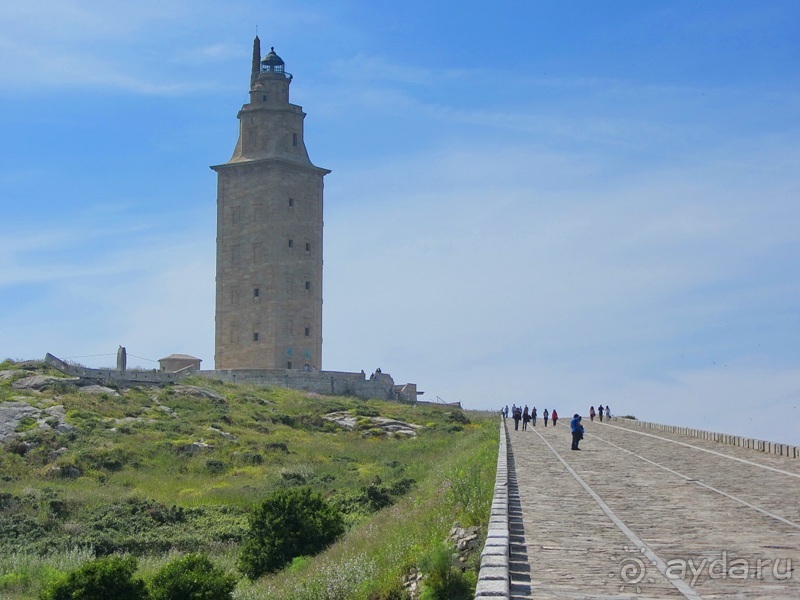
[253,288,259,298]
[253,332,259,342]
[293,133,298,147]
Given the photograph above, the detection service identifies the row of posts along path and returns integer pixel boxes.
[504,416,800,599]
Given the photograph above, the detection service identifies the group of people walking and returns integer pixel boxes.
[502,403,613,451]
[588,404,610,421]
[504,405,558,430]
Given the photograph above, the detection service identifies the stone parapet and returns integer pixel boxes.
[45,353,194,384]
[198,368,416,402]
[609,417,799,459]
[475,418,510,599]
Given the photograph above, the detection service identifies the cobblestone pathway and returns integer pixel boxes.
[506,417,800,599]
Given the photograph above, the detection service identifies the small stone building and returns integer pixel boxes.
[158,354,202,373]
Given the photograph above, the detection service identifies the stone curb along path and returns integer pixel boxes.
[475,418,511,598]
[607,416,799,459]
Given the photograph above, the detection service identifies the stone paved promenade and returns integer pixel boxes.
[503,417,800,599]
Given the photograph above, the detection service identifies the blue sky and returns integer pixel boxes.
[1,1,799,444]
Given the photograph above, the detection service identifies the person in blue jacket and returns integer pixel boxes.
[570,414,584,450]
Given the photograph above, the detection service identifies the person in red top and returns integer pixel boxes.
[551,409,558,426]
[589,406,596,421]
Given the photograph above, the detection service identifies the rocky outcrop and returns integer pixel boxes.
[323,411,422,437]
[172,385,226,402]
[80,385,120,397]
[0,370,28,382]
[0,401,76,442]
[11,375,80,392]
[449,524,482,566]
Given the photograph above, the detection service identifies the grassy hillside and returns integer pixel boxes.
[0,359,498,599]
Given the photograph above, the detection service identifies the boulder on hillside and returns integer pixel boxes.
[0,370,32,382]
[171,385,226,402]
[0,402,40,441]
[0,401,75,442]
[80,385,121,397]
[12,375,80,392]
[323,411,421,437]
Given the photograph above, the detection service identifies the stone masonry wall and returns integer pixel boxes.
[198,369,414,402]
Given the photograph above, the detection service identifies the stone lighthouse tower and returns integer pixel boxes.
[212,37,329,370]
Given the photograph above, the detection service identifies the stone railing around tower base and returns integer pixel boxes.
[609,416,799,459]
[198,369,418,403]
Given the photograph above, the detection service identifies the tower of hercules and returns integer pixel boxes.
[212,36,330,370]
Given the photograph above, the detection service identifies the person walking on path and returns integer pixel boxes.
[513,406,521,430]
[589,406,596,422]
[543,408,549,426]
[532,407,537,427]
[598,405,604,422]
[571,414,584,450]
[522,406,530,431]
[551,409,558,427]
[605,405,611,418]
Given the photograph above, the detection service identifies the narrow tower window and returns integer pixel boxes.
[305,326,310,337]
[253,288,259,298]
[293,133,298,147]
[253,332,259,342]
[288,198,294,208]
[288,239,293,249]
[252,242,263,263]
[305,281,311,290]
[305,242,311,253]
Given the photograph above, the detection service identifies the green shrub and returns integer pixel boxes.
[206,460,227,474]
[264,442,289,453]
[418,543,475,600]
[149,553,235,600]
[353,405,380,417]
[447,411,471,425]
[238,486,345,579]
[240,452,263,465]
[39,555,148,600]
[15,416,38,433]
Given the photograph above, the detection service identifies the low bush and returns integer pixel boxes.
[418,543,475,600]
[39,555,148,600]
[447,411,471,425]
[149,553,236,600]
[238,486,345,579]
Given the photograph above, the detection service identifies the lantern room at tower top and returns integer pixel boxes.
[261,46,290,77]
[250,36,292,87]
